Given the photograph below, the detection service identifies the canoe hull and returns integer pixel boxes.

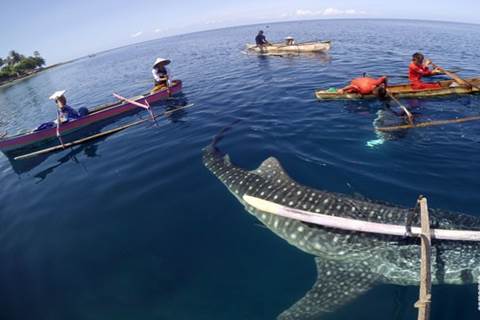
[246,41,331,53]
[315,78,480,100]
[0,80,182,156]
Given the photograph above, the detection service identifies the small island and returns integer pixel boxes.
[0,50,47,87]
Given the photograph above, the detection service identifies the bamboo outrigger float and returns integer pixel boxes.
[315,78,480,100]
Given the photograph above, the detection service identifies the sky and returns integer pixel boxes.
[1,0,479,64]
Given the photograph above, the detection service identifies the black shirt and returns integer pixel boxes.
[255,34,267,45]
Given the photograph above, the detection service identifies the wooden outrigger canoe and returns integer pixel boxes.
[315,78,480,100]
[0,80,182,157]
[246,40,331,53]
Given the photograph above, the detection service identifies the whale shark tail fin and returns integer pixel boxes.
[278,257,382,320]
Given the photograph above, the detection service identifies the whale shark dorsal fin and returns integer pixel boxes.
[278,257,381,320]
[252,157,294,182]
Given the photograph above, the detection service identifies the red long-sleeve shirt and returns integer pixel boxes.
[409,62,433,83]
[408,63,441,89]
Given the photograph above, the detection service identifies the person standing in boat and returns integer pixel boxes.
[255,30,270,50]
[338,75,388,99]
[152,58,171,90]
[409,52,442,90]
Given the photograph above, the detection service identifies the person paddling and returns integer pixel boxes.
[409,52,442,90]
[338,75,388,98]
[151,58,171,92]
[50,90,86,123]
[255,30,270,50]
[35,90,86,131]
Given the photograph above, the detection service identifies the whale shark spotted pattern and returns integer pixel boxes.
[203,140,480,320]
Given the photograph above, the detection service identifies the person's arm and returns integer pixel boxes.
[338,84,356,94]
[411,64,432,76]
[152,69,162,82]
[374,76,388,87]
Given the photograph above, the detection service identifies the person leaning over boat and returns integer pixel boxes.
[35,90,87,131]
[338,75,388,98]
[255,30,270,50]
[409,52,442,90]
[151,58,171,92]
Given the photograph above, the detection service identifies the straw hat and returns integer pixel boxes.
[153,58,171,67]
[49,90,66,100]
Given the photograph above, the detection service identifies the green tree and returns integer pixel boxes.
[0,57,4,68]
[6,50,24,65]
[33,56,45,68]
[33,51,40,58]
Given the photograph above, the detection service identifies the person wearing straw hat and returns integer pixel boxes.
[35,90,86,131]
[49,90,84,123]
[285,36,295,46]
[151,58,171,91]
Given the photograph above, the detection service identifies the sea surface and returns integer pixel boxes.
[1,19,480,320]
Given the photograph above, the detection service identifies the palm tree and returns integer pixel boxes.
[7,50,23,65]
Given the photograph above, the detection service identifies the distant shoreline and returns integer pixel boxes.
[0,61,73,89]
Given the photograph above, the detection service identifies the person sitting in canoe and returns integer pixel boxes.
[409,52,442,90]
[338,75,388,98]
[50,90,84,123]
[255,30,270,49]
[35,90,87,131]
[285,36,295,46]
[151,57,171,92]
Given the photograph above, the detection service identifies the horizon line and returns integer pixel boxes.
[52,17,480,66]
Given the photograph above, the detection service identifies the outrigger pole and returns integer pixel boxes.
[376,115,480,132]
[243,195,480,241]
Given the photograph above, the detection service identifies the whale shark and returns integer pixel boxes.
[203,135,480,320]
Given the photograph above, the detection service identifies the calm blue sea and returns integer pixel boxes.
[1,19,480,320]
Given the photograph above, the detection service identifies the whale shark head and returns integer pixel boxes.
[203,141,480,319]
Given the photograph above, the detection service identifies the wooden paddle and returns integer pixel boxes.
[429,61,479,90]
[386,91,414,126]
[55,110,65,148]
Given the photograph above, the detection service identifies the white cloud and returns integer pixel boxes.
[323,8,344,16]
[295,8,367,17]
[154,28,162,33]
[131,31,143,38]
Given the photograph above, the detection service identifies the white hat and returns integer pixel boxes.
[49,90,66,100]
[285,36,294,40]
[153,58,171,67]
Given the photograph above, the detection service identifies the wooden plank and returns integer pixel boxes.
[415,197,432,320]
[242,195,480,241]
